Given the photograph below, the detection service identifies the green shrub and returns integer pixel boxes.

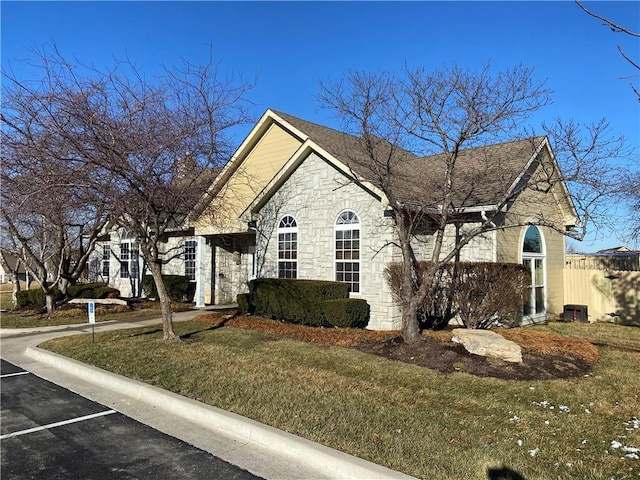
[247,278,353,327]
[385,261,529,329]
[16,288,51,308]
[322,298,370,328]
[142,275,195,302]
[15,282,119,308]
[68,283,119,299]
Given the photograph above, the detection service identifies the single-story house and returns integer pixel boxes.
[0,253,30,285]
[183,109,578,330]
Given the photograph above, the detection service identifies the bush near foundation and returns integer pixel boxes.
[322,298,370,328]
[385,262,529,329]
[240,278,369,328]
[142,275,195,302]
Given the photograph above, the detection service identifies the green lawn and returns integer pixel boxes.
[40,319,640,480]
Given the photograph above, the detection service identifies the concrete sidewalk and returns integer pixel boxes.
[0,310,415,480]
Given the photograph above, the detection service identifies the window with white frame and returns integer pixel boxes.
[335,210,360,293]
[522,225,545,317]
[102,245,111,278]
[119,241,139,279]
[278,215,297,279]
[184,240,197,281]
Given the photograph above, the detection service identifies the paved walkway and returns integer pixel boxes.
[0,309,415,480]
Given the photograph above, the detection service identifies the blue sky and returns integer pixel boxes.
[2,1,639,250]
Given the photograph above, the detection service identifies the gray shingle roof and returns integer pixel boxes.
[274,110,544,209]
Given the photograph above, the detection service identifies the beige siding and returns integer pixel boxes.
[496,160,572,318]
[545,229,566,317]
[194,123,302,235]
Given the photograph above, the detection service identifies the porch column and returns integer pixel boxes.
[194,235,206,307]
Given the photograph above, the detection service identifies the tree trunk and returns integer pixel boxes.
[10,272,21,308]
[45,292,56,313]
[397,211,423,344]
[401,300,422,343]
[148,261,179,341]
[59,277,70,298]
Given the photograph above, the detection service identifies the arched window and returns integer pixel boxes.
[278,215,297,278]
[335,210,360,293]
[522,225,545,317]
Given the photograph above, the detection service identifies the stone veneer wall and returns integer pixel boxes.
[255,152,401,330]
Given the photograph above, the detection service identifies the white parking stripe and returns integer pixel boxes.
[0,410,117,439]
[1,371,30,378]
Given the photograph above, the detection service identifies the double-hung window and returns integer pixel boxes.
[522,225,546,317]
[184,240,197,281]
[119,241,139,279]
[335,210,360,293]
[278,215,298,279]
[102,245,111,278]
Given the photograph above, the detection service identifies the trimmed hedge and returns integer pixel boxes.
[385,261,529,329]
[142,275,195,303]
[16,289,51,308]
[322,298,370,328]
[16,283,119,308]
[240,278,370,328]
[68,283,119,299]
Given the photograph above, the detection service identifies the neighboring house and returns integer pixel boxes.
[0,253,30,285]
[596,245,636,255]
[187,109,578,330]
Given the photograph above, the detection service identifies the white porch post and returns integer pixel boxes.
[194,235,206,307]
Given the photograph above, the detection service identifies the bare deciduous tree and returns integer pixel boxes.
[1,119,110,312]
[319,64,628,343]
[576,0,640,101]
[2,45,254,339]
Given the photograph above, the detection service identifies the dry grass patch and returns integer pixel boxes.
[196,313,398,347]
[497,327,600,364]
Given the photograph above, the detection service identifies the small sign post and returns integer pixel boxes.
[88,301,96,343]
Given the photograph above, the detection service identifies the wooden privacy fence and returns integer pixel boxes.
[564,254,640,326]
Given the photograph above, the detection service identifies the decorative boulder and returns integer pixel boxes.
[451,329,523,363]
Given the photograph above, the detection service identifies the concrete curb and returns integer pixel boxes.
[25,345,416,480]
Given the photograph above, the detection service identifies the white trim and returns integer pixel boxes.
[334,209,361,295]
[194,236,206,307]
[245,141,389,220]
[277,214,298,279]
[520,225,548,320]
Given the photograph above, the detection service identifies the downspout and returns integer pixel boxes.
[481,209,498,263]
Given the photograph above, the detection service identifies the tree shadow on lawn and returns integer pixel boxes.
[487,465,527,480]
[128,312,241,340]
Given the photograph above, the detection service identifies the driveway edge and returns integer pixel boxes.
[25,345,416,480]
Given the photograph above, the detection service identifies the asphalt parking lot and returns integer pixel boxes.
[0,359,263,480]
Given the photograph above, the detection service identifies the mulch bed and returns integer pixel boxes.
[355,335,595,381]
[196,313,599,381]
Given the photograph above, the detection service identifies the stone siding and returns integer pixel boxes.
[255,152,401,330]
